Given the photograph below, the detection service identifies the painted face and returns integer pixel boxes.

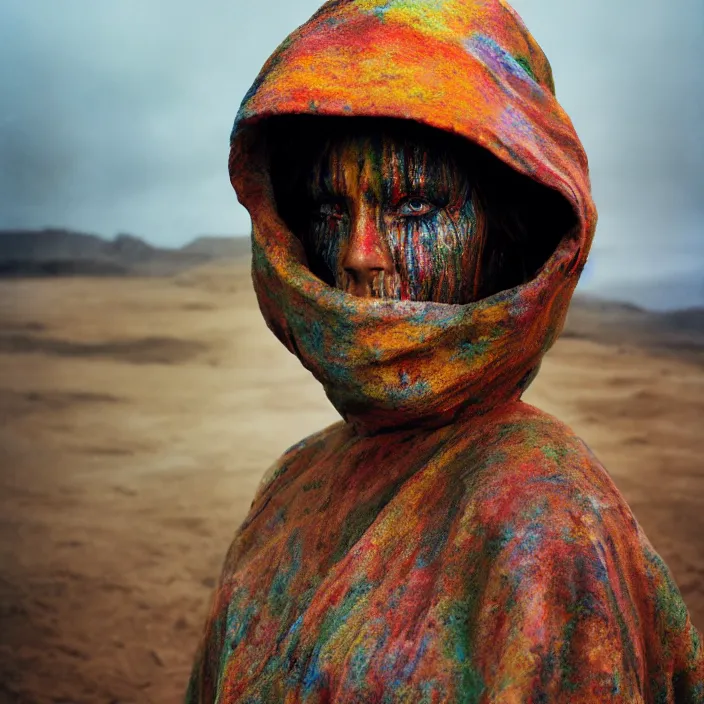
[300,133,487,304]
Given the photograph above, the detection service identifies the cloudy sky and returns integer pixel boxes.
[0,0,702,309]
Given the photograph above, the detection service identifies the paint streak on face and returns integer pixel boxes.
[301,133,487,304]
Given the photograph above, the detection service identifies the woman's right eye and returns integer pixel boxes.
[314,202,345,221]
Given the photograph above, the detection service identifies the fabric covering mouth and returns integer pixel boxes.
[227,0,598,435]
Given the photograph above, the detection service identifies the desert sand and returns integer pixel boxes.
[0,260,702,703]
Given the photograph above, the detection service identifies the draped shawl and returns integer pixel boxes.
[187,0,704,700]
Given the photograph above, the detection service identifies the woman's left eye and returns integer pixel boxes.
[398,198,435,217]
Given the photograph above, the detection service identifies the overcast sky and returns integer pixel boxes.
[0,0,702,309]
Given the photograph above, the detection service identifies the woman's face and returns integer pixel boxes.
[299,132,487,304]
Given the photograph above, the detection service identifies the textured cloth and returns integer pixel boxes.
[186,0,704,701]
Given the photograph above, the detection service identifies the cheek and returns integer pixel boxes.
[443,199,478,249]
[384,200,479,301]
[387,205,476,270]
[308,217,350,275]
[392,218,438,273]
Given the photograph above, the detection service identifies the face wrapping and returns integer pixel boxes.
[300,132,488,304]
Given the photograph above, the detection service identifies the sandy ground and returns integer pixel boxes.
[0,260,702,703]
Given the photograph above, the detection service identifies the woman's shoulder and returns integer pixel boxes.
[252,419,349,501]
[452,401,640,553]
[450,403,704,696]
[467,400,625,506]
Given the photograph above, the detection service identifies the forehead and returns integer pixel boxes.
[316,130,453,166]
[308,128,468,194]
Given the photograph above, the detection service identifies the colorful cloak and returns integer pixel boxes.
[187,0,704,701]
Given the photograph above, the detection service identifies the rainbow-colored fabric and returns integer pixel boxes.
[186,0,704,701]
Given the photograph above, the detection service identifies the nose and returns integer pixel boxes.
[341,207,395,298]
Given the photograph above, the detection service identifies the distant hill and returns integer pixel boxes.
[0,229,250,277]
[180,236,250,259]
[565,295,704,365]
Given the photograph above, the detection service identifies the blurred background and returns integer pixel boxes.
[0,2,702,703]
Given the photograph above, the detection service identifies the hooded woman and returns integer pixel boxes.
[187,0,704,701]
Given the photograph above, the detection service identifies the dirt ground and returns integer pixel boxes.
[0,261,702,703]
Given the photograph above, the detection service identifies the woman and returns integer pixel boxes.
[187,0,704,701]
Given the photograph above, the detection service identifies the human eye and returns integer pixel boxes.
[313,200,346,221]
[397,197,437,217]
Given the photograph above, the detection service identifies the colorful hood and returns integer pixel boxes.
[229,0,597,435]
